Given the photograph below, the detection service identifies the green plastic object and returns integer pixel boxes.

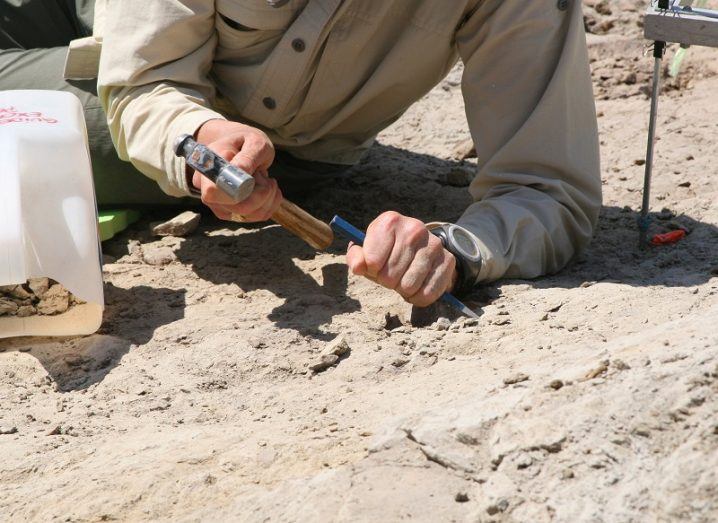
[98,210,141,242]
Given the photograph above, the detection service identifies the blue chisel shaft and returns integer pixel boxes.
[330,215,478,319]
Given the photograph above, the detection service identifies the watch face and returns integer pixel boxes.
[448,225,481,262]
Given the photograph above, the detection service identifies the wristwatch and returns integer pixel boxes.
[428,223,482,297]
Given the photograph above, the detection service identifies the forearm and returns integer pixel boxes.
[100,83,225,196]
[97,0,224,196]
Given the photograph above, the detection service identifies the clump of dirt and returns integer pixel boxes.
[0,279,84,317]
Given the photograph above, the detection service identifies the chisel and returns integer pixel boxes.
[330,215,479,319]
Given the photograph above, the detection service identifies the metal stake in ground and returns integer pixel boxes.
[639,0,670,248]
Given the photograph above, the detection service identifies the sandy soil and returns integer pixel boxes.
[1,2,717,521]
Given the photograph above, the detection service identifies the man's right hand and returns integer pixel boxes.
[193,119,283,222]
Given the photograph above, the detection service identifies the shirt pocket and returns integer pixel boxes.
[215,0,303,62]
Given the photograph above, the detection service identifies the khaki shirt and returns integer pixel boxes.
[93,0,601,282]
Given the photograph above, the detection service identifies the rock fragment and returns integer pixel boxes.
[151,211,201,237]
[433,317,451,331]
[0,285,32,300]
[503,373,529,385]
[582,361,609,381]
[16,306,36,318]
[310,354,340,373]
[27,278,50,297]
[142,246,177,266]
[0,298,19,316]
[321,335,351,358]
[37,284,70,315]
[454,492,469,503]
[549,379,564,390]
[452,138,477,160]
[0,425,18,435]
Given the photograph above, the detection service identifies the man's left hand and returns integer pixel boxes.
[346,211,458,307]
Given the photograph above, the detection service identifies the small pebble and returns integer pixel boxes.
[549,379,564,390]
[455,492,470,503]
[503,373,529,385]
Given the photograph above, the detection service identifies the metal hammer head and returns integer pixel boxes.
[173,134,255,203]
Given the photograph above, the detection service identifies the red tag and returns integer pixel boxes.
[650,229,687,246]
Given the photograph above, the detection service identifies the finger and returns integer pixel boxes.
[407,253,456,307]
[224,170,276,216]
[346,244,368,277]
[376,221,430,289]
[239,178,279,222]
[395,246,436,298]
[258,178,283,220]
[363,213,401,278]
[231,133,275,174]
[200,175,244,207]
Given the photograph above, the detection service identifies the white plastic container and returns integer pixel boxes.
[0,90,103,338]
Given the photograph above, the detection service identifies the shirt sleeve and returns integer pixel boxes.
[97,0,226,197]
[455,0,602,282]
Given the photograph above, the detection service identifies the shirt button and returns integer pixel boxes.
[291,38,306,53]
[263,97,277,110]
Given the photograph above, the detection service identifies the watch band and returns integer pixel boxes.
[429,223,482,297]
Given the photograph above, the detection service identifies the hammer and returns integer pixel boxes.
[174,134,334,250]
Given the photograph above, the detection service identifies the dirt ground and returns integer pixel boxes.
[1,2,717,521]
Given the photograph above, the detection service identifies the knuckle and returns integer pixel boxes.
[404,222,428,245]
[363,253,384,274]
[371,211,402,232]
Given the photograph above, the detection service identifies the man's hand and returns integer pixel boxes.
[346,212,458,307]
[194,119,282,222]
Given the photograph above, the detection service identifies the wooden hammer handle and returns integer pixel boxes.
[271,199,334,250]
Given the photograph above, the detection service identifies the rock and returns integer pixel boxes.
[632,425,651,438]
[452,138,477,160]
[445,168,474,187]
[391,357,410,368]
[142,246,177,266]
[321,335,351,358]
[0,425,18,435]
[549,379,564,390]
[0,298,19,316]
[47,425,76,437]
[503,373,529,385]
[434,317,451,331]
[382,312,403,331]
[582,361,609,381]
[27,278,50,297]
[37,284,70,315]
[0,284,32,300]
[454,492,469,503]
[486,498,509,515]
[613,359,631,371]
[561,468,575,480]
[16,306,36,318]
[310,354,339,373]
[151,211,201,237]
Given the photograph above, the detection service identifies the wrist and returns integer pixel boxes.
[428,223,482,297]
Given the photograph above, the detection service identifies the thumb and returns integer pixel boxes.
[346,243,368,276]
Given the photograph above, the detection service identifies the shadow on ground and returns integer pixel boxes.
[0,284,185,391]
[171,143,717,330]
